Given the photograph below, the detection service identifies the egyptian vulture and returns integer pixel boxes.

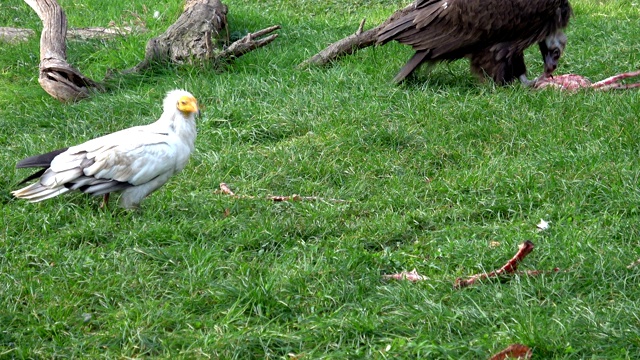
[377,0,573,85]
[12,89,200,209]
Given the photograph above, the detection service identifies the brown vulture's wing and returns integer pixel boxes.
[379,0,565,58]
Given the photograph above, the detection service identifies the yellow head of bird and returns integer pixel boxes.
[177,95,200,117]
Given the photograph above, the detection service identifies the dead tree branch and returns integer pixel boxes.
[299,4,412,68]
[125,0,279,74]
[0,27,35,43]
[213,25,280,62]
[1,25,141,43]
[20,0,278,101]
[23,0,103,102]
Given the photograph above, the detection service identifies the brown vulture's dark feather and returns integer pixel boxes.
[377,0,573,84]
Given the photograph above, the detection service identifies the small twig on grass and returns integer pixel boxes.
[454,241,535,289]
[216,183,346,203]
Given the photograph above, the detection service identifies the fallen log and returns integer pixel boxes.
[0,26,142,43]
[0,27,35,43]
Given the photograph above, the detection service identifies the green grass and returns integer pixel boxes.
[2,0,640,358]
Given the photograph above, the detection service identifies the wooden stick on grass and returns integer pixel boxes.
[454,241,535,289]
[217,183,346,203]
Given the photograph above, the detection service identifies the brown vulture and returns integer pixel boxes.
[377,0,573,85]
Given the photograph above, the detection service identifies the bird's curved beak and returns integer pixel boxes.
[540,32,567,78]
[543,52,559,78]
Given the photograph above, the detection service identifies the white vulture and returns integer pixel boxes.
[12,89,200,209]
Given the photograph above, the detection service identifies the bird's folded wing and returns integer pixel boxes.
[384,0,562,53]
[47,128,178,187]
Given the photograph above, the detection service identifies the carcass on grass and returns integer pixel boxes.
[533,70,640,91]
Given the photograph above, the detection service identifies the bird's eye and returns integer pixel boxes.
[552,49,561,60]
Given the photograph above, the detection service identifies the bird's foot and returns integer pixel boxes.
[520,74,552,88]
[99,193,110,209]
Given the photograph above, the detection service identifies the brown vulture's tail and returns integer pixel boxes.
[393,50,431,83]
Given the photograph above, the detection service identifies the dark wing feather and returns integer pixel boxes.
[64,176,133,196]
[16,148,68,168]
[17,168,47,185]
[15,148,69,185]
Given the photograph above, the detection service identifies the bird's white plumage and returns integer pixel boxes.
[12,89,199,209]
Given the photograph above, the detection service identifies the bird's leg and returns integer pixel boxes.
[518,74,537,87]
[100,193,110,209]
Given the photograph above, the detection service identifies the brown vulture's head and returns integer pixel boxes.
[539,31,568,78]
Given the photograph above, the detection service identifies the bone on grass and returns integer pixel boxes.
[382,269,427,282]
[454,241,535,289]
[217,183,346,203]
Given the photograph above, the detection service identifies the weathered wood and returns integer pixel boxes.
[299,4,412,68]
[66,26,142,41]
[21,0,279,101]
[126,0,279,74]
[213,25,280,61]
[24,0,103,102]
[0,27,35,43]
[1,26,142,43]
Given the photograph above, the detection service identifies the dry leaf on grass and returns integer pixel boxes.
[489,344,532,360]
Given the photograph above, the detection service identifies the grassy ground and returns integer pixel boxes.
[1,0,640,358]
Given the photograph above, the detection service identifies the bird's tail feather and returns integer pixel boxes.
[393,50,431,83]
[12,183,69,202]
